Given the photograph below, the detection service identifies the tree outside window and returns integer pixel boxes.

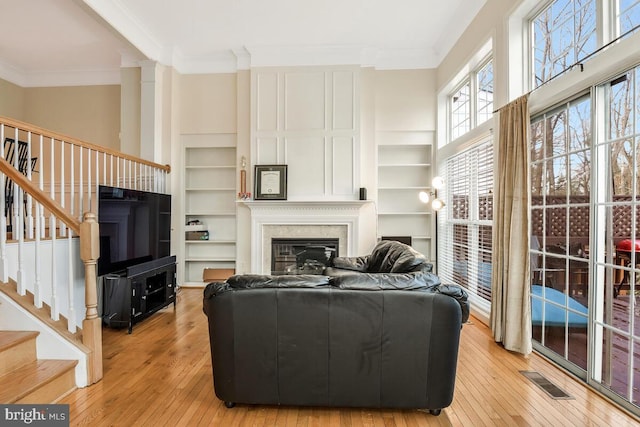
[532,0,596,87]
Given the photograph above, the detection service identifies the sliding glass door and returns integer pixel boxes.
[530,95,591,375]
[592,66,640,407]
[530,64,640,410]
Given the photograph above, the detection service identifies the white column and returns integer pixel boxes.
[140,60,164,164]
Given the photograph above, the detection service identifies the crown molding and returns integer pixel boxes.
[24,68,122,88]
[0,60,121,88]
[0,59,27,88]
[0,44,437,87]
[170,45,439,74]
[171,50,240,74]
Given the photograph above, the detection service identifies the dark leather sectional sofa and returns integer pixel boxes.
[203,240,468,415]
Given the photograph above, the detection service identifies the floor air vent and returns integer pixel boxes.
[520,370,573,400]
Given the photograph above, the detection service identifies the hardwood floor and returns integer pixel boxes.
[61,288,640,426]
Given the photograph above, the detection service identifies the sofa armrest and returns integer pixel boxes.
[435,284,470,324]
[203,281,229,317]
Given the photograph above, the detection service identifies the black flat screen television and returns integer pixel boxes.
[97,185,171,276]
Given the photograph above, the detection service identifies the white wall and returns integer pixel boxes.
[251,66,361,201]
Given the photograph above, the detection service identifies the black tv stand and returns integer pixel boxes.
[102,255,177,333]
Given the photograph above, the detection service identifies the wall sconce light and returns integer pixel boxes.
[418,176,445,211]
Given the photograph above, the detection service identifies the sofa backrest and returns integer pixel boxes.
[204,270,469,324]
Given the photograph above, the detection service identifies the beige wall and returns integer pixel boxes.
[0,78,26,120]
[375,69,436,131]
[179,73,237,134]
[23,85,121,150]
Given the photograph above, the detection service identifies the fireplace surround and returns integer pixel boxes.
[271,238,339,275]
[242,200,375,274]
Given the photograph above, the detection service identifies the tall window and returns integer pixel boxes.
[439,141,494,304]
[477,60,494,126]
[532,0,597,87]
[518,0,640,413]
[592,66,640,407]
[448,57,494,142]
[531,0,640,88]
[530,94,591,370]
[618,0,640,36]
[528,65,640,411]
[450,80,471,140]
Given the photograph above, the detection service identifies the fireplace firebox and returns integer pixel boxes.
[271,238,339,275]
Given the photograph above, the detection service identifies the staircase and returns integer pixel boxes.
[0,115,171,389]
[0,330,77,403]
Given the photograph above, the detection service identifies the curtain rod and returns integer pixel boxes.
[492,23,640,114]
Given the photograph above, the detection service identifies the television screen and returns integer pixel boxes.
[97,185,171,276]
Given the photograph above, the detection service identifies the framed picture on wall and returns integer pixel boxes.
[254,165,288,200]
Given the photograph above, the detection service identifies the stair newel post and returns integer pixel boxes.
[79,211,103,384]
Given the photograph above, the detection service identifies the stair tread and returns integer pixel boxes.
[0,330,39,352]
[0,359,78,403]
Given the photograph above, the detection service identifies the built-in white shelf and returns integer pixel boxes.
[376,129,435,263]
[181,135,238,286]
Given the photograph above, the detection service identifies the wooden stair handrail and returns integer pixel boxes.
[0,156,80,233]
[0,115,170,173]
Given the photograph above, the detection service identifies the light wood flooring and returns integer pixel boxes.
[61,288,640,426]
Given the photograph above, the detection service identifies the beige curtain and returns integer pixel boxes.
[490,94,532,355]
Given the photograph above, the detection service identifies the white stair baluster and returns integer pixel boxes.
[34,198,42,308]
[50,214,58,321]
[70,144,76,222]
[12,127,20,240]
[67,232,75,333]
[38,135,45,238]
[49,137,56,239]
[78,145,84,221]
[16,160,24,295]
[0,124,7,283]
[59,140,66,237]
[25,132,33,239]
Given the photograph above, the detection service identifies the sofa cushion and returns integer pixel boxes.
[331,255,369,272]
[390,246,430,273]
[367,240,429,273]
[330,271,440,291]
[226,274,330,289]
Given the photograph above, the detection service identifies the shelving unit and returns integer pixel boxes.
[182,134,237,286]
[376,130,434,260]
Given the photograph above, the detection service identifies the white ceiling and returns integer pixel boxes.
[0,0,485,87]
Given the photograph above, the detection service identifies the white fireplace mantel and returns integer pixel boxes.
[241,200,376,274]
